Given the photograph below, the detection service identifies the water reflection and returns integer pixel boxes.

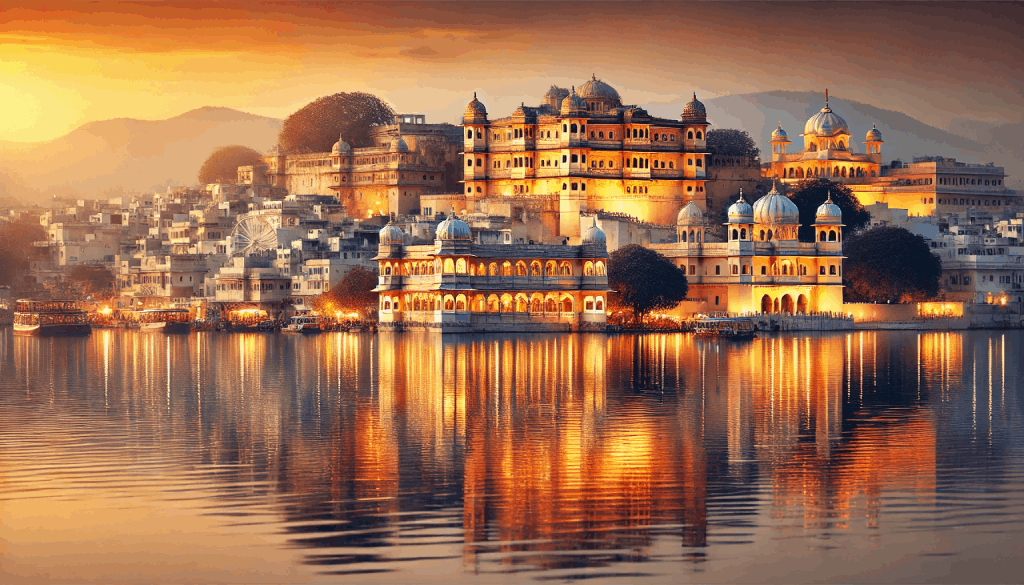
[0,330,1022,582]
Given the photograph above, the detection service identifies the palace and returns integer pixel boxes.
[766,92,1019,216]
[238,114,462,218]
[374,215,609,332]
[651,182,846,315]
[462,77,713,240]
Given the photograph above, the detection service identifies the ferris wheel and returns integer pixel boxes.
[231,216,278,256]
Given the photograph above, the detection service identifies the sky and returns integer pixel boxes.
[1,1,1022,143]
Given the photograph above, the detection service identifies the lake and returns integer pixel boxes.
[1,329,1022,583]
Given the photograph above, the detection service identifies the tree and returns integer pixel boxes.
[278,92,395,154]
[843,226,942,303]
[786,178,871,242]
[197,145,264,185]
[0,219,48,288]
[706,129,760,159]
[312,266,379,318]
[67,265,116,299]
[608,245,689,324]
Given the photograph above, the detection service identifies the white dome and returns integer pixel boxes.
[804,94,850,137]
[681,93,707,122]
[463,92,487,123]
[866,123,883,142]
[752,183,800,226]
[331,135,351,155]
[676,202,704,226]
[582,217,606,244]
[379,223,405,245]
[435,215,471,240]
[771,122,789,141]
[727,190,754,223]
[815,192,843,224]
[578,75,621,102]
[560,87,588,116]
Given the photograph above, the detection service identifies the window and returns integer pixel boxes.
[715,265,721,275]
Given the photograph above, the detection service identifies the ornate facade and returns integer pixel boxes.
[652,183,846,315]
[374,215,609,332]
[462,77,712,239]
[238,115,462,218]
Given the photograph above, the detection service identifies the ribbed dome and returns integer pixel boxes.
[727,190,754,223]
[463,92,488,123]
[866,123,883,142]
[379,223,406,245]
[752,183,800,226]
[771,122,789,141]
[804,95,850,137]
[681,93,707,122]
[582,217,606,245]
[389,136,409,153]
[331,135,351,155]
[578,75,620,101]
[435,215,471,241]
[815,192,843,224]
[676,202,704,226]
[560,87,588,116]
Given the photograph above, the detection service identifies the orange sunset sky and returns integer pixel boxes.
[2,1,1022,143]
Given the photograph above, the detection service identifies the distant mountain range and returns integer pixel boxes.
[1,92,1020,203]
[0,107,281,202]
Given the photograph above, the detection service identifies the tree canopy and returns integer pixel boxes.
[0,219,48,288]
[197,145,263,185]
[311,266,379,318]
[706,129,760,159]
[608,244,689,324]
[278,92,395,154]
[786,178,871,242]
[843,226,942,303]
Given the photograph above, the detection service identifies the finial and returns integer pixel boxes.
[826,190,833,203]
[592,73,596,81]
[772,177,777,191]
[474,91,477,99]
[825,88,829,108]
[738,187,744,201]
[873,122,877,129]
[693,92,697,101]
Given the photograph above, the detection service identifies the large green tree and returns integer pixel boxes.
[197,145,263,184]
[843,226,942,303]
[608,245,689,324]
[706,129,760,158]
[786,178,871,242]
[312,266,379,318]
[278,92,395,154]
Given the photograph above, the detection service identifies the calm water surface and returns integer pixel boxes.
[1,330,1022,583]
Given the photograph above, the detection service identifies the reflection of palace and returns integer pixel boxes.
[5,330,1018,577]
[375,215,610,332]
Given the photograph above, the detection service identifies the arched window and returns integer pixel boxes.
[456,294,466,311]
[545,297,557,313]
[828,230,837,242]
[696,158,703,167]
[443,258,455,274]
[516,261,527,276]
[466,129,473,139]
[561,297,573,312]
[829,265,837,275]
[559,262,572,276]
[732,229,738,240]
[820,230,827,242]
[740,228,747,239]
[530,261,542,276]
[696,131,703,139]
[820,266,826,275]
[444,296,455,311]
[584,261,595,276]
[545,261,557,276]
[571,123,578,133]
[687,131,694,139]
[500,261,512,276]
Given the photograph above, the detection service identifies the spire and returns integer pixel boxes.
[693,92,697,101]
[473,91,477,99]
[738,187,744,202]
[592,73,597,81]
[825,88,829,108]
[826,190,833,203]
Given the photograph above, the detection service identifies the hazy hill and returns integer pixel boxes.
[0,107,281,202]
[649,91,1023,187]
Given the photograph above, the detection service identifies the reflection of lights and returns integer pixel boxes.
[98,306,112,315]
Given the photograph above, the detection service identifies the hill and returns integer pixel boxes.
[647,91,1023,187]
[0,107,281,202]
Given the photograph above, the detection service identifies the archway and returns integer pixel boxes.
[797,294,808,313]
[761,295,772,313]
[781,294,794,313]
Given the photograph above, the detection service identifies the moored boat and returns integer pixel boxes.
[691,317,756,339]
[137,309,191,333]
[13,299,92,336]
[283,315,321,334]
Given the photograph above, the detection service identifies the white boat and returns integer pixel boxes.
[13,299,92,336]
[283,315,321,334]
[137,309,191,333]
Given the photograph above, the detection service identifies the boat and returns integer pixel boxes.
[283,314,322,334]
[137,308,191,333]
[13,299,92,336]
[691,317,757,339]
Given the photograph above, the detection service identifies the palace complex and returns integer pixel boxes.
[374,215,609,332]
[766,92,1019,217]
[462,77,715,239]
[651,182,846,316]
[238,114,462,219]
